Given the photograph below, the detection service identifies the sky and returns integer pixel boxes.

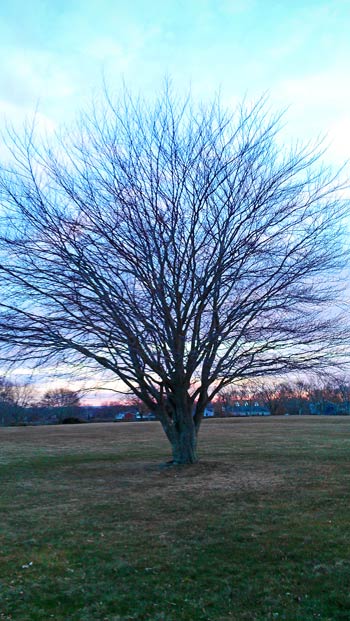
[0,0,350,399]
[1,0,350,164]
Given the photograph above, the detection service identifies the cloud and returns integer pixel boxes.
[327,116,350,166]
[271,70,350,164]
[0,45,80,134]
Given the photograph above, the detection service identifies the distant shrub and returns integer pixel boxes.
[61,417,84,424]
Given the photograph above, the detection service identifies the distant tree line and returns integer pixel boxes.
[0,382,82,426]
[1,377,350,426]
[217,380,350,416]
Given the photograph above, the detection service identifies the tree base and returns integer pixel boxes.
[159,458,199,469]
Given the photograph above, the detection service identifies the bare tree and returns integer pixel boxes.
[0,377,35,425]
[253,381,311,416]
[0,87,348,462]
[40,388,81,409]
[126,394,150,419]
[0,377,19,426]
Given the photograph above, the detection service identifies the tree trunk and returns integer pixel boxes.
[161,410,199,464]
[170,423,198,464]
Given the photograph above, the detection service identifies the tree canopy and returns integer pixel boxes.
[0,88,348,462]
[40,388,81,409]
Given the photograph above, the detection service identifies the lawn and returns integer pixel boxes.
[1,417,350,621]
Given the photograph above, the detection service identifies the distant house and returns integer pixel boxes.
[225,401,270,417]
[142,412,157,421]
[115,411,140,421]
[203,405,214,417]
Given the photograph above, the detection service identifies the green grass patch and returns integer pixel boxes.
[0,417,350,620]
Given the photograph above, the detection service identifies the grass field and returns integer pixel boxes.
[1,417,350,621]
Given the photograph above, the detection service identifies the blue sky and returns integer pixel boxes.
[0,0,350,164]
[1,0,350,398]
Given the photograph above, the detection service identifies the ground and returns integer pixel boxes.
[0,417,350,620]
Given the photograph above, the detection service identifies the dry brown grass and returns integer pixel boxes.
[1,417,350,620]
